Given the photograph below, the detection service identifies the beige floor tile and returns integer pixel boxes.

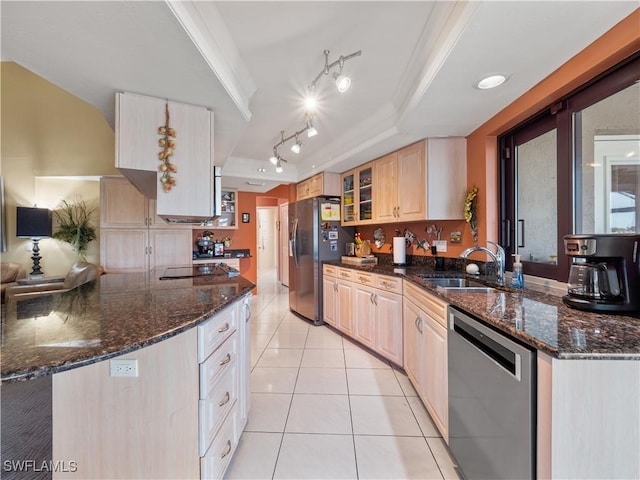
[346,368,404,395]
[350,395,423,436]
[300,348,346,368]
[354,435,443,479]
[256,348,304,368]
[224,432,281,479]
[295,367,348,394]
[426,437,460,480]
[245,393,292,432]
[344,348,391,368]
[285,394,352,434]
[251,367,299,393]
[274,433,357,479]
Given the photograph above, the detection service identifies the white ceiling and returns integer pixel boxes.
[2,1,637,193]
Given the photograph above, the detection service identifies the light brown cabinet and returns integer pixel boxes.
[296,172,341,200]
[115,92,215,221]
[100,176,192,272]
[52,295,251,480]
[403,280,448,440]
[369,138,467,224]
[323,265,402,365]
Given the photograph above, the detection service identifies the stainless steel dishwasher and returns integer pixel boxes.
[448,306,535,480]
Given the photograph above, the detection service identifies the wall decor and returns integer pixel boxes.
[242,213,250,223]
[158,102,176,192]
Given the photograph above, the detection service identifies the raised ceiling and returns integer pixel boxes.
[2,1,637,192]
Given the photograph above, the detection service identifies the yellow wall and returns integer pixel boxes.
[1,62,118,276]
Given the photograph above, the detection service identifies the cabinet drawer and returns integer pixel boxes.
[200,405,238,479]
[404,281,447,326]
[323,264,338,277]
[200,332,239,399]
[199,364,238,456]
[198,304,238,363]
[337,267,354,281]
[353,271,375,286]
[375,274,402,294]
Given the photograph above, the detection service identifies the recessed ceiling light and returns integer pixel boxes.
[476,74,508,90]
[257,168,266,172]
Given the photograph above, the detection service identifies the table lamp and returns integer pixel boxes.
[16,206,52,276]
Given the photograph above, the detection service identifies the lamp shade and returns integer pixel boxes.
[16,207,52,238]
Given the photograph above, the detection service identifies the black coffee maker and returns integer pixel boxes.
[563,234,640,313]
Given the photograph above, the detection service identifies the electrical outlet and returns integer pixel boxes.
[110,359,138,377]
[25,243,32,251]
[433,240,448,253]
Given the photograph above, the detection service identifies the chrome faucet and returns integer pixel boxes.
[460,241,506,286]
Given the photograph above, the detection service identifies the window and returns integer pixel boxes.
[499,54,639,281]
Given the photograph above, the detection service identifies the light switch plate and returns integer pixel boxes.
[433,240,447,253]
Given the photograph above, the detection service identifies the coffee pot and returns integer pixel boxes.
[563,234,640,313]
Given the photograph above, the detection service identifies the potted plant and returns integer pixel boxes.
[52,199,97,260]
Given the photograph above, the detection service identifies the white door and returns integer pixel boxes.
[257,207,278,274]
[279,202,289,286]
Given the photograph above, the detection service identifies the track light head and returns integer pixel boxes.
[306,119,318,138]
[291,134,302,154]
[269,155,278,165]
[333,72,351,92]
[275,159,283,173]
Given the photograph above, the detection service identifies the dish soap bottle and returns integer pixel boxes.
[511,254,524,289]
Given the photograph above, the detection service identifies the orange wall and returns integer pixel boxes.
[194,184,290,292]
[466,9,640,245]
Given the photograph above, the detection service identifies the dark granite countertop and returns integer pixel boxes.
[1,269,255,383]
[326,261,640,360]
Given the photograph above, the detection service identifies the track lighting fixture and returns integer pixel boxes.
[268,48,361,173]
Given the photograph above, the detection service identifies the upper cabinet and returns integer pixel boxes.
[296,172,341,201]
[369,139,466,224]
[341,162,375,226]
[115,92,215,221]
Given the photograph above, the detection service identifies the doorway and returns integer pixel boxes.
[256,206,278,282]
[279,202,289,286]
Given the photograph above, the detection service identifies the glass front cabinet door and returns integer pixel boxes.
[341,163,374,226]
[342,170,357,225]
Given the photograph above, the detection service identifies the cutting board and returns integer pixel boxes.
[341,255,378,266]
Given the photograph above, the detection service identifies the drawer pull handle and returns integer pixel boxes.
[218,323,230,333]
[220,440,232,459]
[358,276,370,283]
[219,391,231,407]
[219,353,232,366]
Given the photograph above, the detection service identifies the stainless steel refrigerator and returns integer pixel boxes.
[289,197,354,325]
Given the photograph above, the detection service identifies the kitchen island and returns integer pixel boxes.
[325,261,640,480]
[1,268,255,479]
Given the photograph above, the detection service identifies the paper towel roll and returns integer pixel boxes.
[393,237,406,265]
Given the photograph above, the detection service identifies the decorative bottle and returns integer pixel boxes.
[511,254,524,289]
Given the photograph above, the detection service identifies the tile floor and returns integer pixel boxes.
[225,270,459,480]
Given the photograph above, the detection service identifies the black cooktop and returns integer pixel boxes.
[159,263,240,280]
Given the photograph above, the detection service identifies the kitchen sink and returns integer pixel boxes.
[441,286,496,293]
[419,277,486,288]
[419,276,497,293]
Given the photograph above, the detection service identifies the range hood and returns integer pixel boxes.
[158,166,222,224]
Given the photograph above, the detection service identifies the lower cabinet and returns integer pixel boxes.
[51,295,251,479]
[403,281,449,441]
[323,265,402,365]
[100,228,193,272]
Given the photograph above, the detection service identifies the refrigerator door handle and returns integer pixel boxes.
[290,218,299,267]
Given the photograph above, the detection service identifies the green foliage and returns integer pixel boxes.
[52,199,97,258]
